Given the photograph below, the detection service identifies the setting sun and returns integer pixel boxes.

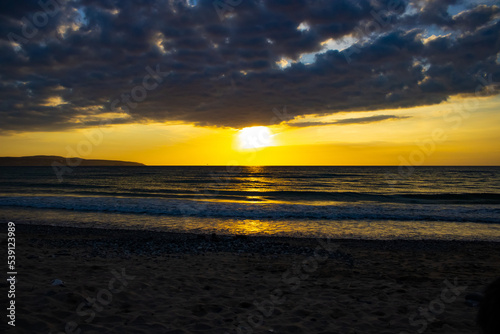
[237,126,275,150]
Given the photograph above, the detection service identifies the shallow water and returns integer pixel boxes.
[1,166,499,240]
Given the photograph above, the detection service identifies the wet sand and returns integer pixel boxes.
[2,223,499,333]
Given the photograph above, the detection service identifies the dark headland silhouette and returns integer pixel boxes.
[0,155,145,166]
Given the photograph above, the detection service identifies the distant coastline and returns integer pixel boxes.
[0,155,145,166]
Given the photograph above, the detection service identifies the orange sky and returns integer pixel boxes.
[1,94,499,166]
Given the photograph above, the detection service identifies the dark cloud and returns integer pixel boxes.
[453,5,500,31]
[289,115,411,127]
[0,0,499,133]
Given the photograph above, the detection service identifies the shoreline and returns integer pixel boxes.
[8,221,500,246]
[2,206,500,242]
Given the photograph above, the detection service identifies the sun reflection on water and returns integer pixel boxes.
[232,219,275,235]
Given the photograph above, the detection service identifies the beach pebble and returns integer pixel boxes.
[51,279,65,287]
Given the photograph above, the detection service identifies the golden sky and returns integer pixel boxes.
[1,94,499,166]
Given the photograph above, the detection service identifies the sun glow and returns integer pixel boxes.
[238,126,274,150]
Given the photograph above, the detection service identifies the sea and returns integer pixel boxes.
[0,166,499,240]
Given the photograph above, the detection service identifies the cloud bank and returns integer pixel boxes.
[1,0,499,132]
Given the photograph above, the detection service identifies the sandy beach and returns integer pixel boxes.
[2,223,499,334]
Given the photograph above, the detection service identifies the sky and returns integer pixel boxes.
[0,0,499,165]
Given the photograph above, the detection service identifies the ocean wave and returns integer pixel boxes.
[0,195,498,224]
[251,191,500,204]
[2,186,499,204]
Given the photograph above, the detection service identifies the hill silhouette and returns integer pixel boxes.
[0,155,145,166]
